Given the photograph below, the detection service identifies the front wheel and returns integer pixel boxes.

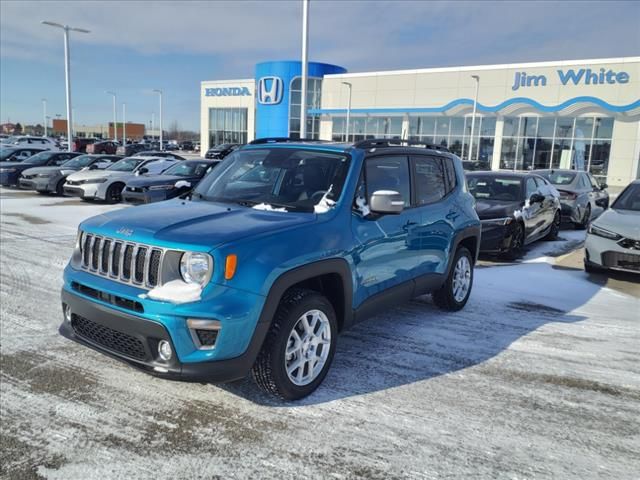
[55,179,65,196]
[432,246,474,311]
[574,204,591,230]
[252,289,337,400]
[545,211,561,240]
[105,183,124,204]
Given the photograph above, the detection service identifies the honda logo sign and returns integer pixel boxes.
[257,76,284,105]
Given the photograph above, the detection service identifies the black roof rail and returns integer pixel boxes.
[353,138,451,153]
[248,137,331,145]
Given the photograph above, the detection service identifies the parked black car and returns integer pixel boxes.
[0,151,81,186]
[19,154,122,195]
[466,171,561,259]
[122,159,218,204]
[179,140,194,151]
[534,169,609,229]
[205,143,240,159]
[133,151,186,161]
[0,146,47,163]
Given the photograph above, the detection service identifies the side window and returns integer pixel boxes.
[144,160,175,175]
[525,178,537,198]
[53,156,69,166]
[443,157,457,193]
[365,156,411,206]
[412,156,447,205]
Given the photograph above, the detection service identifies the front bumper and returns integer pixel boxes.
[64,183,100,199]
[585,233,640,274]
[560,200,581,223]
[0,171,19,186]
[60,267,269,382]
[122,188,170,205]
[19,177,53,191]
[479,222,517,253]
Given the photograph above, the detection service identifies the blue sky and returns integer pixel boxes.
[1,0,639,132]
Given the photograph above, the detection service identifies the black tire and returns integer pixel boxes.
[105,183,124,204]
[252,288,338,400]
[502,222,524,261]
[574,204,591,230]
[432,246,474,311]
[55,179,65,196]
[36,190,48,195]
[545,210,561,240]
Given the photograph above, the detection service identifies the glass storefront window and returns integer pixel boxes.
[289,77,322,139]
[331,115,403,142]
[208,107,248,147]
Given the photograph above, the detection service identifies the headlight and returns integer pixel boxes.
[148,184,174,191]
[0,168,16,173]
[82,178,108,184]
[481,217,513,226]
[180,252,212,286]
[588,224,621,240]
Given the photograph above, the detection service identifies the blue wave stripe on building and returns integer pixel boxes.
[309,96,640,115]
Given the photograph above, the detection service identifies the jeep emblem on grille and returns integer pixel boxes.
[117,227,133,236]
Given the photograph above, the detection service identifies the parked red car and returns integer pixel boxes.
[86,140,119,154]
[72,138,98,153]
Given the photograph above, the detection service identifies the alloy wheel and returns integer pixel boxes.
[452,256,471,303]
[284,309,332,386]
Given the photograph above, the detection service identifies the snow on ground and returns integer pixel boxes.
[1,187,639,479]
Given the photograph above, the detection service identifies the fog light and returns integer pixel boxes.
[158,340,172,361]
[63,303,71,323]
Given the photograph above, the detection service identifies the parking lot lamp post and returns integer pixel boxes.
[153,89,163,150]
[42,99,47,137]
[469,75,480,162]
[122,103,126,146]
[299,0,309,138]
[342,82,352,142]
[106,91,117,144]
[41,21,89,151]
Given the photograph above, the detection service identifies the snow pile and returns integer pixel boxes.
[252,203,287,212]
[140,279,202,304]
[174,180,191,189]
[355,196,371,216]
[314,185,336,214]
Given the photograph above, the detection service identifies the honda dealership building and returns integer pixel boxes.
[201,57,639,186]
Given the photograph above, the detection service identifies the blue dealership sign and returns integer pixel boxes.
[205,86,252,97]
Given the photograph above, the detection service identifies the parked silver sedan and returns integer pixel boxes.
[535,169,609,229]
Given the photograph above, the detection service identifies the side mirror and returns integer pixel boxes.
[369,190,404,215]
[530,193,545,204]
[88,164,99,170]
[138,167,149,175]
[600,183,608,190]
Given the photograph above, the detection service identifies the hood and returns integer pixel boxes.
[126,174,197,188]
[80,199,316,249]
[21,165,66,175]
[592,208,640,239]
[67,169,129,182]
[474,199,523,220]
[0,161,29,169]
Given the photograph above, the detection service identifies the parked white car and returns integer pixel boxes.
[584,179,640,274]
[1,136,60,151]
[63,156,178,203]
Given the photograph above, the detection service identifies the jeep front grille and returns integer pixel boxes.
[79,232,166,289]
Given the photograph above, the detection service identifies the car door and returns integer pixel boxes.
[533,176,555,227]
[523,176,545,240]
[350,155,423,308]
[409,155,456,278]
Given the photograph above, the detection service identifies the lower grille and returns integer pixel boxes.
[72,282,144,313]
[71,314,146,360]
[602,251,640,272]
[195,329,219,347]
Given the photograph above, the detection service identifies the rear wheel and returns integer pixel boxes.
[432,247,474,311]
[545,211,561,240]
[105,183,124,204]
[252,288,337,400]
[574,204,591,230]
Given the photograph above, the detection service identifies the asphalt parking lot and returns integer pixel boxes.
[1,187,639,479]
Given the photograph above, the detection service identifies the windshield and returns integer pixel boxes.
[193,148,351,212]
[538,171,576,185]
[107,157,145,172]
[3,136,19,144]
[467,176,523,202]
[0,148,17,160]
[611,183,640,212]
[163,161,212,177]
[23,151,56,165]
[61,155,96,169]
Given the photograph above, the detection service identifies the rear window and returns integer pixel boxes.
[468,176,522,202]
[541,171,576,185]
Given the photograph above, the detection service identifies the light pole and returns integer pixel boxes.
[469,75,480,162]
[41,21,89,152]
[42,98,47,137]
[299,0,309,138]
[151,112,155,141]
[152,89,163,150]
[342,82,352,142]
[122,103,126,145]
[106,91,117,144]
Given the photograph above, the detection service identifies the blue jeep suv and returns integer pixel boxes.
[60,138,481,400]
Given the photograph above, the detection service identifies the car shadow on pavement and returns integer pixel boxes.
[220,262,600,406]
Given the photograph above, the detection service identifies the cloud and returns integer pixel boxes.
[1,0,639,74]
